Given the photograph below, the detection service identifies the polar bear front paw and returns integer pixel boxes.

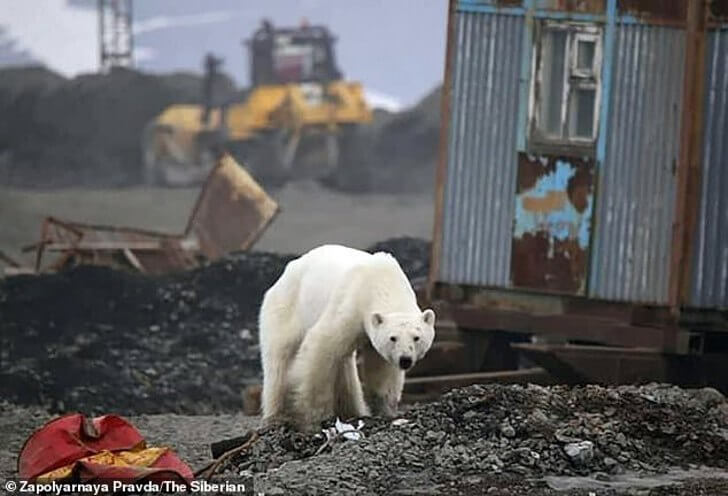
[260,415,290,431]
[365,392,398,418]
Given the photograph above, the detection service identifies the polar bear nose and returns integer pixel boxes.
[399,356,413,370]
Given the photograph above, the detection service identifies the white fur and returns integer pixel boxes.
[258,244,436,431]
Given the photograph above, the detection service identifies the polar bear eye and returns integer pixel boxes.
[414,336,420,342]
[390,336,397,342]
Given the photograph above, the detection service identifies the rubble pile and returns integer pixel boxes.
[0,238,430,416]
[229,384,728,494]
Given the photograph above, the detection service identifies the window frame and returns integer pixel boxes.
[527,21,604,157]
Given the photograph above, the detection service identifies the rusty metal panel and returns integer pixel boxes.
[690,29,728,309]
[439,11,524,287]
[33,218,198,275]
[535,0,605,13]
[185,153,279,260]
[710,1,728,23]
[29,154,278,276]
[511,153,595,294]
[617,0,686,24]
[588,25,685,304]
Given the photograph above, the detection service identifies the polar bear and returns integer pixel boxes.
[258,244,436,431]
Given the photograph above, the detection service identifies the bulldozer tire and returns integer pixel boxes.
[236,130,291,188]
[319,124,374,192]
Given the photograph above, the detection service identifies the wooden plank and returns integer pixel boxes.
[45,241,165,251]
[404,367,554,396]
[449,304,681,351]
[512,343,671,385]
[122,248,145,273]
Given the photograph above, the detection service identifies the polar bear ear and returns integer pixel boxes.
[371,313,385,328]
[422,309,436,326]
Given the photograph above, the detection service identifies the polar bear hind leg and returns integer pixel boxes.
[259,292,304,427]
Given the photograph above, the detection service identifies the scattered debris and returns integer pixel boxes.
[20,153,278,276]
[196,430,259,481]
[323,419,366,444]
[0,249,33,276]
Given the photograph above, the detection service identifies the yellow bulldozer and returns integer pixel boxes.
[142,20,373,187]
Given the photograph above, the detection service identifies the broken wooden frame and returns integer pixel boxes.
[20,153,279,276]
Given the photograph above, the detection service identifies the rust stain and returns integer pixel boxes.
[566,164,593,213]
[555,0,605,14]
[710,0,728,20]
[618,0,686,22]
[511,231,587,294]
[522,190,569,212]
[517,154,557,193]
[512,152,595,296]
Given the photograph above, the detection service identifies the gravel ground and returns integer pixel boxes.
[231,383,728,495]
[3,382,728,495]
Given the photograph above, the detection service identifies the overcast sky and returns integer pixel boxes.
[0,0,447,108]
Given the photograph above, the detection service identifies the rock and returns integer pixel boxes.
[564,441,594,465]
[691,387,725,407]
[500,423,516,438]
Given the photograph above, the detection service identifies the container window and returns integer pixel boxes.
[529,22,603,152]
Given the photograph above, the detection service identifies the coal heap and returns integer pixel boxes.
[0,237,430,416]
[0,66,238,188]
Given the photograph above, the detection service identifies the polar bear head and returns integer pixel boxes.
[365,309,436,371]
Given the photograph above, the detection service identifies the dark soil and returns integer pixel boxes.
[0,237,430,416]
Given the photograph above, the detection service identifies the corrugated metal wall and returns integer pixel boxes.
[588,25,685,304]
[439,12,523,286]
[690,29,728,309]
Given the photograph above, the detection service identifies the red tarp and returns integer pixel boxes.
[18,413,194,484]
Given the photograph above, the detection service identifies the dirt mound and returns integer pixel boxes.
[325,86,441,194]
[227,384,728,494]
[0,237,429,416]
[0,66,237,188]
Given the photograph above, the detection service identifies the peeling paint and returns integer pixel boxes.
[512,153,595,294]
[522,190,569,212]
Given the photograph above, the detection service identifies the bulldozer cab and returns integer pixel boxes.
[144,19,371,187]
[248,20,342,87]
